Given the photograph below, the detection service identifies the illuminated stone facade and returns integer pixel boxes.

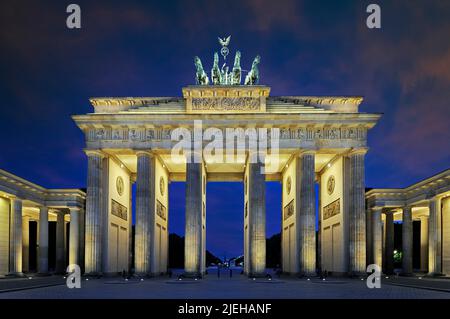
[2,90,448,278]
[73,85,380,277]
[0,169,85,276]
[366,169,450,276]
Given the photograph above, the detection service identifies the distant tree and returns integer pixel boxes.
[168,233,222,268]
[234,255,244,266]
[206,250,222,266]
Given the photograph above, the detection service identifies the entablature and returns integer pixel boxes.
[0,169,86,209]
[366,169,450,209]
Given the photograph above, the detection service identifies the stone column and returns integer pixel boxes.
[69,208,80,266]
[420,215,429,272]
[428,197,442,275]
[22,215,29,273]
[128,177,134,273]
[134,151,155,275]
[384,211,395,275]
[184,155,205,276]
[84,150,105,275]
[55,211,65,273]
[246,155,266,277]
[9,198,23,276]
[78,208,85,273]
[382,219,386,271]
[372,208,383,269]
[348,149,367,275]
[402,206,413,275]
[296,151,315,276]
[366,207,373,265]
[38,206,49,274]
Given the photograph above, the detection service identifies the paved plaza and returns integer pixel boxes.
[1,269,449,299]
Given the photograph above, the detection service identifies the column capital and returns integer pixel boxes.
[135,150,153,157]
[428,196,440,205]
[53,209,66,216]
[298,149,316,156]
[9,196,22,202]
[382,208,396,215]
[418,214,429,220]
[348,147,368,156]
[38,206,49,213]
[84,149,106,158]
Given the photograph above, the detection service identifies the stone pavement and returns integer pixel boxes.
[0,275,65,293]
[382,275,450,292]
[0,270,449,299]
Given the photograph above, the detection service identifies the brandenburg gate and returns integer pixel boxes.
[72,39,381,277]
[2,39,449,280]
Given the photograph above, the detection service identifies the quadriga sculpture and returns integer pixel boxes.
[194,56,209,85]
[231,51,242,85]
[244,55,260,85]
[211,52,222,85]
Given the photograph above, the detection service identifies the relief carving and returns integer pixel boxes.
[156,200,167,220]
[283,199,294,220]
[191,97,260,111]
[111,199,127,221]
[323,198,340,220]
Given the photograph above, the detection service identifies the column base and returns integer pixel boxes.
[426,272,445,277]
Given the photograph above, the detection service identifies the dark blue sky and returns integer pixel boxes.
[1,0,449,257]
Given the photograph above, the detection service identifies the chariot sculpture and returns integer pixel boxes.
[194,36,260,86]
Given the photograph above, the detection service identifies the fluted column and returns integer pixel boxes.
[184,154,205,276]
[69,207,80,266]
[134,151,155,275]
[22,215,29,273]
[55,211,65,273]
[366,207,373,265]
[420,215,429,272]
[384,211,394,275]
[372,207,383,269]
[78,208,85,273]
[428,197,442,275]
[38,206,49,274]
[296,151,315,276]
[84,150,105,275]
[246,154,266,277]
[402,206,413,275]
[38,206,48,274]
[9,198,23,275]
[348,148,367,274]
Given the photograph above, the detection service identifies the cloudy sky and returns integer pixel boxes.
[1,0,449,257]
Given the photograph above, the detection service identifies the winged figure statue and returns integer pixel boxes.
[218,36,231,47]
